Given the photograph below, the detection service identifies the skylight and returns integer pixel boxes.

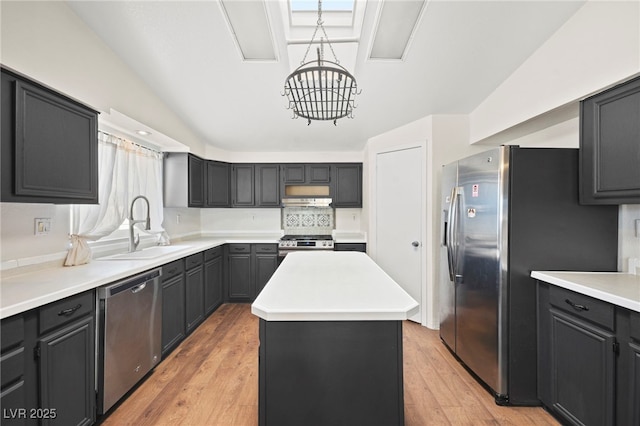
[291,0,355,13]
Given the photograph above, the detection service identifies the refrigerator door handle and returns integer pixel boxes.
[446,186,459,282]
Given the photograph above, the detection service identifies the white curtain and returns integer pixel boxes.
[65,132,169,266]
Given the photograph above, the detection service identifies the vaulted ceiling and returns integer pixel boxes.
[67,0,585,152]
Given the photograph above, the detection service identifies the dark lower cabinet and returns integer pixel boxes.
[39,316,95,426]
[228,244,278,302]
[228,244,253,301]
[161,260,186,357]
[538,282,637,426]
[254,245,278,296]
[548,309,615,425]
[204,248,224,315]
[334,243,366,252]
[1,290,95,426]
[185,253,205,334]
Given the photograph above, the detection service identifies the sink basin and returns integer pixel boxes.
[98,245,190,260]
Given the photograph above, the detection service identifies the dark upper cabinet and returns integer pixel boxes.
[282,164,331,185]
[164,153,206,208]
[255,164,280,207]
[580,75,640,204]
[1,67,98,204]
[282,164,306,183]
[206,160,230,207]
[231,164,255,207]
[188,155,205,207]
[332,163,362,207]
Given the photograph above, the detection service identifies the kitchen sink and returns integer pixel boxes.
[98,245,190,260]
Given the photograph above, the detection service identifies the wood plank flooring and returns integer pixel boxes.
[100,303,558,426]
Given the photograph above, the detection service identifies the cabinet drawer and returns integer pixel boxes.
[185,252,203,270]
[0,347,24,388]
[205,246,223,261]
[254,244,277,254]
[334,243,366,252]
[549,286,614,330]
[39,291,94,335]
[162,259,184,281]
[228,244,251,254]
[1,315,24,352]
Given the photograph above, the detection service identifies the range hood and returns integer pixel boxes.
[281,198,332,207]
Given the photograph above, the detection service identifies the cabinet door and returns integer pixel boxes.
[255,254,277,296]
[0,380,26,426]
[204,256,223,315]
[549,309,616,426]
[255,164,280,207]
[1,69,98,204]
[332,163,362,207]
[580,76,640,204]
[206,160,230,207]
[162,274,186,356]
[39,316,95,426]
[630,341,640,426]
[307,164,331,183]
[188,154,205,207]
[228,254,253,301]
[282,164,305,183]
[231,164,255,207]
[185,266,204,334]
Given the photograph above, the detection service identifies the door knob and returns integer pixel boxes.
[411,241,420,247]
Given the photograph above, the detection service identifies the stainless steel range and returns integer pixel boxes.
[279,197,335,262]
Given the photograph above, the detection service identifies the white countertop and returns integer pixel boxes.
[0,235,280,319]
[531,271,640,313]
[251,251,419,321]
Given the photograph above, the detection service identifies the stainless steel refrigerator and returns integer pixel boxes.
[439,146,618,405]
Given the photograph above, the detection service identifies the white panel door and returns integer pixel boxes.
[376,146,422,322]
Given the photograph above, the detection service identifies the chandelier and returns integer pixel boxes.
[283,0,360,125]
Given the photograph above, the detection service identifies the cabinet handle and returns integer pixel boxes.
[58,304,82,317]
[167,267,178,275]
[565,298,589,312]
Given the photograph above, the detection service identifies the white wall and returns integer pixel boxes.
[470,0,640,144]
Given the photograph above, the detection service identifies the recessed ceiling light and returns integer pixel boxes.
[136,130,151,136]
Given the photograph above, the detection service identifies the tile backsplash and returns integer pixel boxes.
[282,207,334,235]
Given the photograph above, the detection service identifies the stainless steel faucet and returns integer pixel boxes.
[129,195,151,252]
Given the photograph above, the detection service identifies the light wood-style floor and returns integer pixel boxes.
[100,303,558,426]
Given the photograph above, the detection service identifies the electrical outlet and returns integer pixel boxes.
[34,218,51,236]
[635,219,640,238]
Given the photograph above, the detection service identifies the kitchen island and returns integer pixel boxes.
[251,251,418,426]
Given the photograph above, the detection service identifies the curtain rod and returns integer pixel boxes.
[98,130,162,155]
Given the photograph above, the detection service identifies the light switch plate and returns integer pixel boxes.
[34,218,51,236]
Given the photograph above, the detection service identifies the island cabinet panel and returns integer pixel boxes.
[161,259,186,357]
[206,160,230,207]
[185,253,205,334]
[580,75,640,204]
[204,247,224,315]
[1,67,99,204]
[259,320,404,426]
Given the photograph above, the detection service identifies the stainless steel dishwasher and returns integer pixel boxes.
[97,268,162,414]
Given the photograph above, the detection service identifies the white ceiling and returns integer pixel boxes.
[66,0,585,153]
